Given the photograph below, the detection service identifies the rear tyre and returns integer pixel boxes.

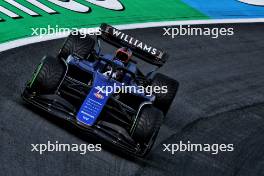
[131,105,163,148]
[59,32,95,60]
[28,56,66,94]
[151,73,179,115]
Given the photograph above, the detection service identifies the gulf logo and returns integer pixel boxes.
[94,92,104,100]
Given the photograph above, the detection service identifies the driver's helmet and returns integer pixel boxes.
[115,47,132,63]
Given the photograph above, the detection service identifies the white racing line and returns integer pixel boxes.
[239,0,264,6]
[0,18,264,53]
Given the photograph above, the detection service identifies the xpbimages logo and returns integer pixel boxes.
[95,83,168,97]
[163,141,234,155]
[31,141,102,155]
[163,25,234,39]
[0,0,124,21]
[31,25,101,38]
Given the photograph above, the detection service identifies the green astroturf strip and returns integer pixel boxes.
[0,0,208,44]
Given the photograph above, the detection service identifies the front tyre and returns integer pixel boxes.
[151,73,179,115]
[131,105,163,154]
[27,56,66,94]
[59,32,95,60]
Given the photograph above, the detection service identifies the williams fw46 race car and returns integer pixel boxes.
[22,23,179,157]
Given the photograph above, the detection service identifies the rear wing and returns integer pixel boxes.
[98,23,168,67]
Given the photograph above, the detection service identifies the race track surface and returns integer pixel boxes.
[0,23,264,176]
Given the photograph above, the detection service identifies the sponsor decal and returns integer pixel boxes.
[103,25,164,59]
[112,28,158,55]
[94,92,104,100]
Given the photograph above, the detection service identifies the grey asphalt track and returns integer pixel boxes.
[0,23,264,176]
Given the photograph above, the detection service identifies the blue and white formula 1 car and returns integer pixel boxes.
[22,24,179,157]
